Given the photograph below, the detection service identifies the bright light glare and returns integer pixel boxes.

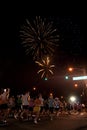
[70,96,76,102]
[4,89,6,92]
[33,87,36,90]
[73,76,87,80]
[68,67,73,71]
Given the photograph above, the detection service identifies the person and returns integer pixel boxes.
[33,96,41,124]
[48,94,54,120]
[53,97,60,117]
[28,97,34,120]
[39,93,44,115]
[0,88,10,125]
[8,96,16,118]
[20,91,30,120]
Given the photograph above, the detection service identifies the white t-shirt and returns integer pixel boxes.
[21,93,30,106]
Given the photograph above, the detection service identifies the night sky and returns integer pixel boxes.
[0,10,87,98]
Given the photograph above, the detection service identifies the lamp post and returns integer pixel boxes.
[68,67,86,75]
[68,67,87,103]
[68,67,87,84]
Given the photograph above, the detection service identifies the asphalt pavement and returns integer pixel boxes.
[0,112,87,130]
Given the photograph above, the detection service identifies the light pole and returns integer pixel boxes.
[68,67,87,103]
[68,67,86,75]
[68,67,87,84]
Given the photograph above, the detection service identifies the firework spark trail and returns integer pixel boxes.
[20,16,59,60]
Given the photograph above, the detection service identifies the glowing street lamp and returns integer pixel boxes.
[68,67,87,83]
[50,93,53,96]
[73,76,87,81]
[67,67,87,102]
[44,77,48,81]
[68,67,73,72]
[61,96,63,99]
[74,83,78,88]
[69,96,76,103]
[65,76,69,79]
[33,87,36,90]
[68,67,86,75]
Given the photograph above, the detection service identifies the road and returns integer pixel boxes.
[0,112,87,130]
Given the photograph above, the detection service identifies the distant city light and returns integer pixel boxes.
[73,76,87,80]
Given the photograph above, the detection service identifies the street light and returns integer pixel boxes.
[65,76,69,80]
[69,96,76,103]
[68,67,87,82]
[68,67,73,72]
[68,67,86,75]
[68,67,87,103]
[33,87,36,90]
[74,83,78,88]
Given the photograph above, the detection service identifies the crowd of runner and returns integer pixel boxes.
[0,88,86,125]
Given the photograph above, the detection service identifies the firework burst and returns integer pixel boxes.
[35,56,55,78]
[20,16,59,60]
